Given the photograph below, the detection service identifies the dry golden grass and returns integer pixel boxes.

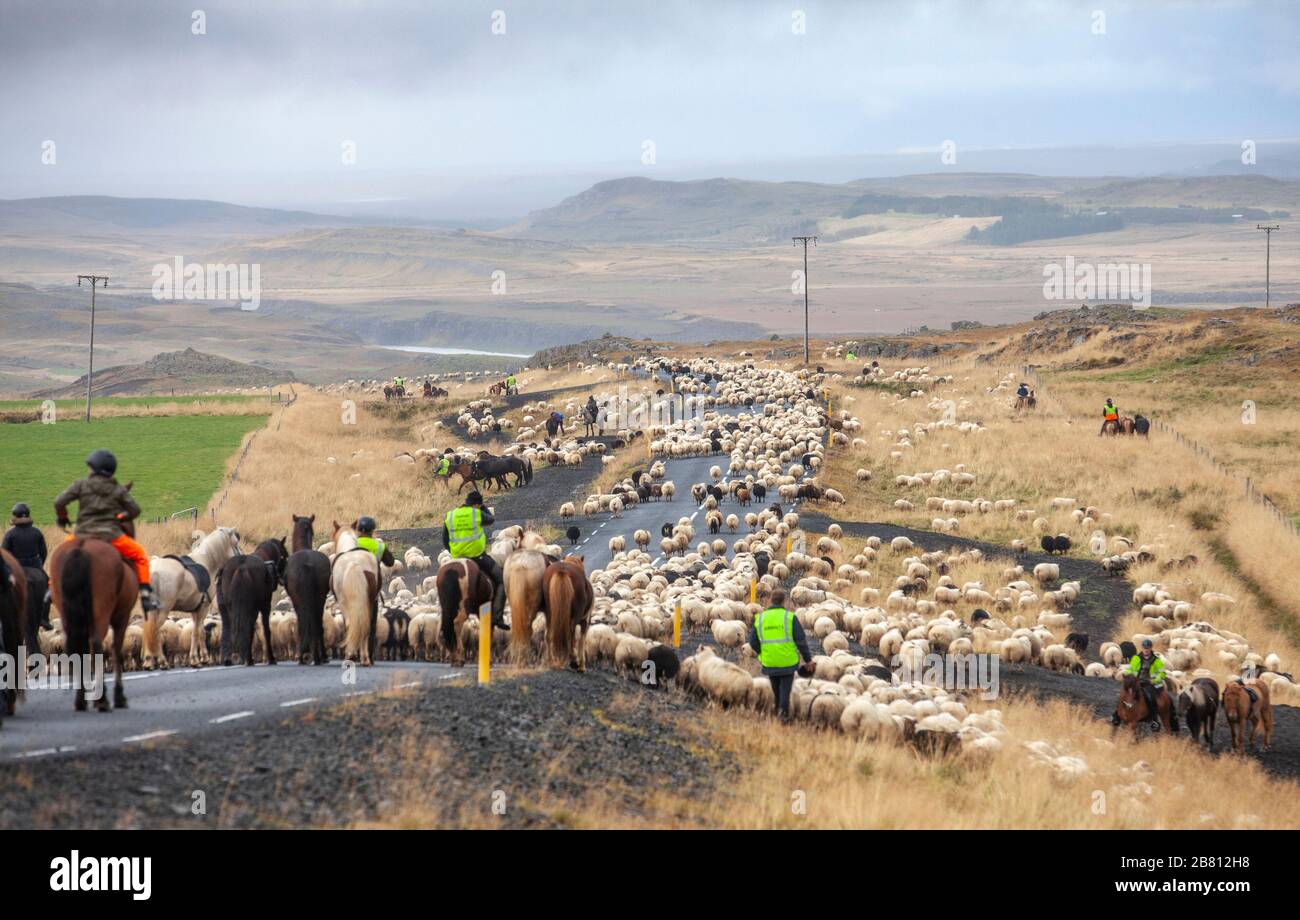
[817,356,1300,686]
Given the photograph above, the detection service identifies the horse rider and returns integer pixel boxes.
[1113,639,1167,728]
[3,502,52,628]
[584,395,599,436]
[422,379,433,398]
[1017,382,1030,400]
[506,372,517,395]
[545,410,564,439]
[1100,397,1119,434]
[747,587,813,721]
[52,449,158,612]
[433,449,454,481]
[846,349,856,361]
[353,516,396,568]
[393,375,405,394]
[442,491,507,631]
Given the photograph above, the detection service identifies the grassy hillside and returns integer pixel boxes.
[2,413,268,525]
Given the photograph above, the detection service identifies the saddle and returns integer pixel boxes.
[1244,685,1259,706]
[165,554,212,604]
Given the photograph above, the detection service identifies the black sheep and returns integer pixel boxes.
[1065,632,1089,655]
[1119,640,1137,660]
[752,483,767,502]
[970,608,991,625]
[566,525,581,546]
[754,551,771,579]
[1134,415,1150,437]
[661,523,674,538]
[1053,535,1072,554]
[1040,535,1055,554]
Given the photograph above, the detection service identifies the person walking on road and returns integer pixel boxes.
[748,587,813,721]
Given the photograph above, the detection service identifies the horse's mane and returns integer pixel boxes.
[191,527,239,569]
[334,527,360,552]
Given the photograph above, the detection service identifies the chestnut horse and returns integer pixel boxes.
[0,548,30,720]
[436,558,493,666]
[1222,679,1272,755]
[48,536,135,712]
[1116,674,1177,735]
[542,555,593,671]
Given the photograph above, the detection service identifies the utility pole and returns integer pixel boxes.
[793,235,817,365]
[77,274,109,422]
[1257,225,1280,309]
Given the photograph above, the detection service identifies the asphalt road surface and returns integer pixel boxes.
[0,659,462,761]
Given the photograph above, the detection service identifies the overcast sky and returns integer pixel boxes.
[1,0,1296,216]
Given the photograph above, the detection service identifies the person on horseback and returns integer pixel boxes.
[422,379,433,398]
[1017,382,1030,399]
[442,491,507,631]
[354,516,395,567]
[52,450,158,612]
[1113,639,1167,727]
[1100,397,1119,434]
[433,449,454,481]
[3,502,51,628]
[584,395,599,436]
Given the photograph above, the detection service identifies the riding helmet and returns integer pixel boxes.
[1141,639,1153,649]
[357,516,377,534]
[466,491,484,506]
[85,449,117,476]
[11,502,30,518]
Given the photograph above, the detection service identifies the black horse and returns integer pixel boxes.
[473,455,533,490]
[219,537,289,666]
[285,514,331,665]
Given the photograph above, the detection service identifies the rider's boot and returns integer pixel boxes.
[490,589,508,632]
[41,588,53,628]
[1110,711,1121,727]
[139,583,160,613]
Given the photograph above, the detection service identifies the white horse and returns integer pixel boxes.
[330,524,379,666]
[147,526,242,668]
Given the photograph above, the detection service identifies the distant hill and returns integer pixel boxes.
[1062,175,1300,210]
[504,176,861,243]
[32,348,296,398]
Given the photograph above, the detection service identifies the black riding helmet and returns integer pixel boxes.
[86,449,117,476]
[356,516,377,535]
[1141,639,1154,650]
[466,491,484,506]
[11,502,30,518]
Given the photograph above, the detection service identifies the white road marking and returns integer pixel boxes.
[210,710,255,724]
[123,730,178,743]
[391,680,421,689]
[280,697,317,708]
[15,747,58,758]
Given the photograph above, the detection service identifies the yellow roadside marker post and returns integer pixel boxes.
[750,578,757,604]
[478,609,491,684]
[673,601,682,647]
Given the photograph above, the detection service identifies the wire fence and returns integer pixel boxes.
[1018,364,1300,541]
[209,386,298,519]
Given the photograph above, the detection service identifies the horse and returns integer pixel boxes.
[1116,674,1177,735]
[1133,415,1150,438]
[48,535,135,712]
[0,548,30,720]
[443,456,484,493]
[331,523,381,666]
[1118,416,1136,435]
[436,558,493,666]
[1099,418,1120,436]
[488,381,506,397]
[148,526,242,667]
[504,548,550,664]
[1178,677,1220,748]
[542,555,593,671]
[1222,679,1272,755]
[285,514,332,665]
[219,537,288,666]
[474,455,532,491]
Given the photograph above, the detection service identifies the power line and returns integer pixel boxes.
[792,235,817,365]
[77,274,109,422]
[1256,225,1280,309]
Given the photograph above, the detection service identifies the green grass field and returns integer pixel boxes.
[1,414,268,524]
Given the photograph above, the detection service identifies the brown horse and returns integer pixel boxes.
[1116,674,1177,735]
[219,537,288,666]
[1099,418,1120,436]
[436,558,493,666]
[1222,679,1272,755]
[48,536,135,712]
[1118,416,1136,435]
[0,548,30,720]
[542,555,593,671]
[1178,677,1220,748]
[504,548,550,664]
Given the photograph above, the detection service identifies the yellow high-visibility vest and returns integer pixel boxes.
[755,607,799,669]
[445,506,485,558]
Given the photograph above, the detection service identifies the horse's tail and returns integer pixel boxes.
[525,459,534,485]
[437,564,464,650]
[60,546,94,659]
[546,569,575,667]
[228,566,260,663]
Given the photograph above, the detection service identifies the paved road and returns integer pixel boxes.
[1,659,463,761]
